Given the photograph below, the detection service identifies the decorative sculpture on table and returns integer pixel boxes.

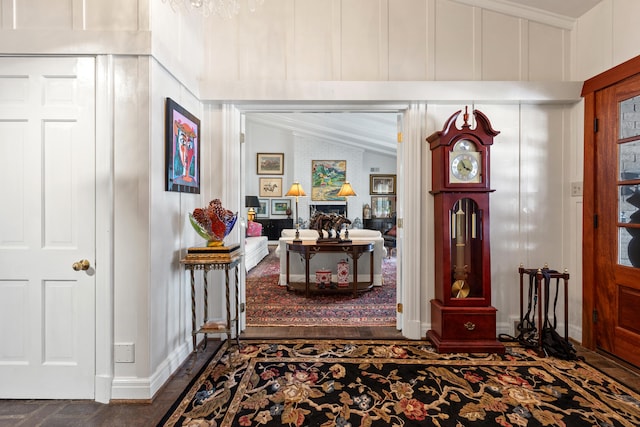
[309,212,351,243]
[189,199,237,247]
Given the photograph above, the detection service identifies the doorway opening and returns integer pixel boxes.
[242,111,400,330]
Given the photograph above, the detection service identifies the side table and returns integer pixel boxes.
[180,244,242,356]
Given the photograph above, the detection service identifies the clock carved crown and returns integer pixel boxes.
[427,107,500,193]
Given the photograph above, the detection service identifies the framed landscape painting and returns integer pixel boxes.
[165,98,200,194]
[257,153,284,175]
[311,160,347,201]
[271,199,291,217]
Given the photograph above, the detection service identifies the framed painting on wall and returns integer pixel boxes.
[256,199,269,218]
[259,177,282,197]
[311,160,347,201]
[370,174,396,195]
[257,153,284,175]
[271,199,291,217]
[165,98,200,193]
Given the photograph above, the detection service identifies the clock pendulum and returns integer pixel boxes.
[425,107,504,353]
[451,204,469,298]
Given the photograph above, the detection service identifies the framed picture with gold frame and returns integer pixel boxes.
[257,153,284,175]
[370,174,396,195]
[259,177,282,197]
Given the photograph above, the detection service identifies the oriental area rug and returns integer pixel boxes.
[246,247,396,326]
[158,339,640,427]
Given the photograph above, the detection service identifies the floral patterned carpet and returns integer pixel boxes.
[158,339,640,427]
[245,247,396,326]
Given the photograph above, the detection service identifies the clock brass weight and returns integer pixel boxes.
[426,107,504,354]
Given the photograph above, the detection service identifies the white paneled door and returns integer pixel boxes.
[0,57,96,398]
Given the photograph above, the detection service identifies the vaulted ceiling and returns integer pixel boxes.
[500,0,602,18]
[246,0,603,158]
[248,112,399,157]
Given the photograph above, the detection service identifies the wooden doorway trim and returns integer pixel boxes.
[581,54,640,349]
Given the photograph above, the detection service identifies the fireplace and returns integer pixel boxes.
[310,204,347,217]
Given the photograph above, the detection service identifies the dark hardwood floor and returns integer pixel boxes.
[1,326,639,426]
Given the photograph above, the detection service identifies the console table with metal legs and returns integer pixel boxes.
[286,241,374,297]
[180,245,242,357]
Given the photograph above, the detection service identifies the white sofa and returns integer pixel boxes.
[274,229,387,286]
[245,236,269,272]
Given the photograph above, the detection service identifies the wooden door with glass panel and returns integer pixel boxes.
[593,73,640,367]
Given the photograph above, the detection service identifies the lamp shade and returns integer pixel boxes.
[285,182,306,197]
[336,181,357,197]
[245,195,261,207]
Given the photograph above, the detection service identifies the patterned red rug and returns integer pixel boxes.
[246,247,396,326]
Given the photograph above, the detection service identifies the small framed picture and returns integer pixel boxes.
[371,196,396,218]
[259,177,282,197]
[370,174,396,195]
[271,199,291,216]
[257,153,284,175]
[165,98,201,194]
[256,199,269,218]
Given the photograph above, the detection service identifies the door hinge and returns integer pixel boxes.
[594,118,599,133]
[397,132,403,143]
[593,309,598,323]
[593,214,598,228]
[240,302,246,313]
[396,303,403,313]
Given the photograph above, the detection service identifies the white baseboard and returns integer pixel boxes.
[110,340,192,401]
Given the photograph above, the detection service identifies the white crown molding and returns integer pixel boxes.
[201,80,583,104]
[451,0,576,30]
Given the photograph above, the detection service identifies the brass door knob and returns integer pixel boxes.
[72,259,91,271]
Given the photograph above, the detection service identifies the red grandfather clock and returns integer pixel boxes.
[426,107,504,353]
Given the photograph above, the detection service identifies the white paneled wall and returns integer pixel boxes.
[481,10,521,81]
[204,0,572,85]
[574,0,640,81]
[4,0,142,30]
[388,0,428,80]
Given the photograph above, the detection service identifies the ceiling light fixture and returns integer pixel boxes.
[163,0,264,19]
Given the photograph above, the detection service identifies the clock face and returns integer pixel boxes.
[450,152,480,183]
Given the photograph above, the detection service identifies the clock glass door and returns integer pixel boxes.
[450,198,482,299]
